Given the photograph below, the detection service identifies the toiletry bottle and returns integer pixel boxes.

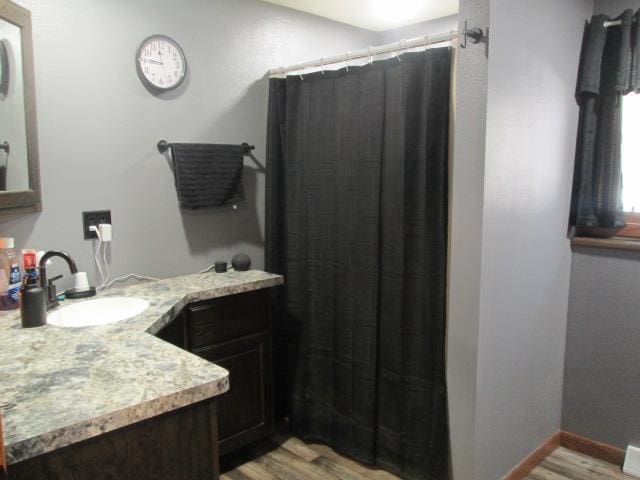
[0,238,21,310]
[22,249,38,285]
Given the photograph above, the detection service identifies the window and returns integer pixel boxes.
[618,93,640,238]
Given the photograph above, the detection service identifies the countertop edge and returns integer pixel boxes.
[7,376,230,464]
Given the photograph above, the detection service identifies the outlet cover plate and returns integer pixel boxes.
[82,210,112,239]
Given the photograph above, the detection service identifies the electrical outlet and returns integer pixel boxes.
[82,210,112,239]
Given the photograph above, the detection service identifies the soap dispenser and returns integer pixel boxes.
[20,276,46,328]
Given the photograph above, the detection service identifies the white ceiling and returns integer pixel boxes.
[261,0,459,32]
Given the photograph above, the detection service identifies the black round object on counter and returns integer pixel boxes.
[231,253,251,271]
[215,261,228,273]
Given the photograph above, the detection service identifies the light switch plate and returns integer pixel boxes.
[624,445,640,478]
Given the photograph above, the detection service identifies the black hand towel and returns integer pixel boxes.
[171,143,245,210]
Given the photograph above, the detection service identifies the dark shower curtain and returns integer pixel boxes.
[266,49,451,480]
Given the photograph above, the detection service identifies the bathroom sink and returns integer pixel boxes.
[47,297,150,328]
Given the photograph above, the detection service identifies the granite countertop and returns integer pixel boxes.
[0,270,283,465]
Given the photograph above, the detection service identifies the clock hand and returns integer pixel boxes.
[143,59,163,65]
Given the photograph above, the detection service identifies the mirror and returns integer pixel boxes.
[0,0,40,212]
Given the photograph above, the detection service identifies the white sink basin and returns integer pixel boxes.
[47,297,150,328]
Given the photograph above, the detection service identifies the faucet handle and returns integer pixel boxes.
[46,275,64,306]
[48,275,63,287]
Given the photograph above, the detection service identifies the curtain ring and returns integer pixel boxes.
[368,46,374,65]
[345,51,350,72]
[299,67,304,81]
[397,39,406,62]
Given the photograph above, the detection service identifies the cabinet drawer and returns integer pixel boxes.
[187,290,268,349]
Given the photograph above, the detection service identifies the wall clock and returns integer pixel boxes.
[136,34,186,91]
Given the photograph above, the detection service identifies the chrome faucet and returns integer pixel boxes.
[39,250,78,309]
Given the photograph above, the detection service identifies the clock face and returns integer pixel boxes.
[136,35,186,91]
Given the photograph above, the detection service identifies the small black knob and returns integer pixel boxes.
[214,261,228,273]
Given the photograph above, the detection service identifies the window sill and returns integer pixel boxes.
[571,236,640,252]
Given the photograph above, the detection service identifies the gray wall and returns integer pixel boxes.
[378,15,458,45]
[447,0,592,478]
[474,1,592,477]
[2,0,377,286]
[561,0,640,452]
[563,247,640,449]
[594,0,639,15]
[447,1,489,479]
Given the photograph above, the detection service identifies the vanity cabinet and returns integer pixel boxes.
[157,288,274,456]
[8,400,220,480]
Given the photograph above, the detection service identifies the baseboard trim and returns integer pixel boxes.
[502,431,562,480]
[559,431,625,467]
[502,430,626,480]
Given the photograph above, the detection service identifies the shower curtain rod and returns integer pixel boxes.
[268,30,457,77]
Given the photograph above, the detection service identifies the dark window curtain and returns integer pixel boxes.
[570,9,640,236]
[265,49,450,480]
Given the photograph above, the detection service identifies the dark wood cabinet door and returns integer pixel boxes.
[194,333,274,456]
[154,288,275,457]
